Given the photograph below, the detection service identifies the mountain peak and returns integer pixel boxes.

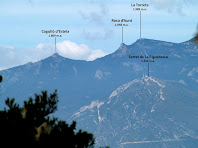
[51,52,61,58]
[119,43,127,48]
[41,52,67,63]
[135,38,162,43]
[48,52,67,60]
[112,38,159,58]
[112,43,128,57]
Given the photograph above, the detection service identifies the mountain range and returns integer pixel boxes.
[0,38,198,147]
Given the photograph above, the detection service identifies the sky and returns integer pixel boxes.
[0,0,198,70]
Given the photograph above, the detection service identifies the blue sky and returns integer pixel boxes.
[0,0,198,70]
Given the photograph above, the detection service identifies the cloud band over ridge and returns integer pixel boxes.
[0,41,108,70]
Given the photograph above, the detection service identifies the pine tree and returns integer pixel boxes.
[0,89,95,147]
[195,32,198,43]
[0,75,2,83]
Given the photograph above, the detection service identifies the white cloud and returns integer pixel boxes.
[82,29,114,41]
[56,40,107,61]
[87,50,107,61]
[0,45,27,70]
[0,41,107,70]
[150,0,198,15]
[57,41,90,60]
[79,4,109,25]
